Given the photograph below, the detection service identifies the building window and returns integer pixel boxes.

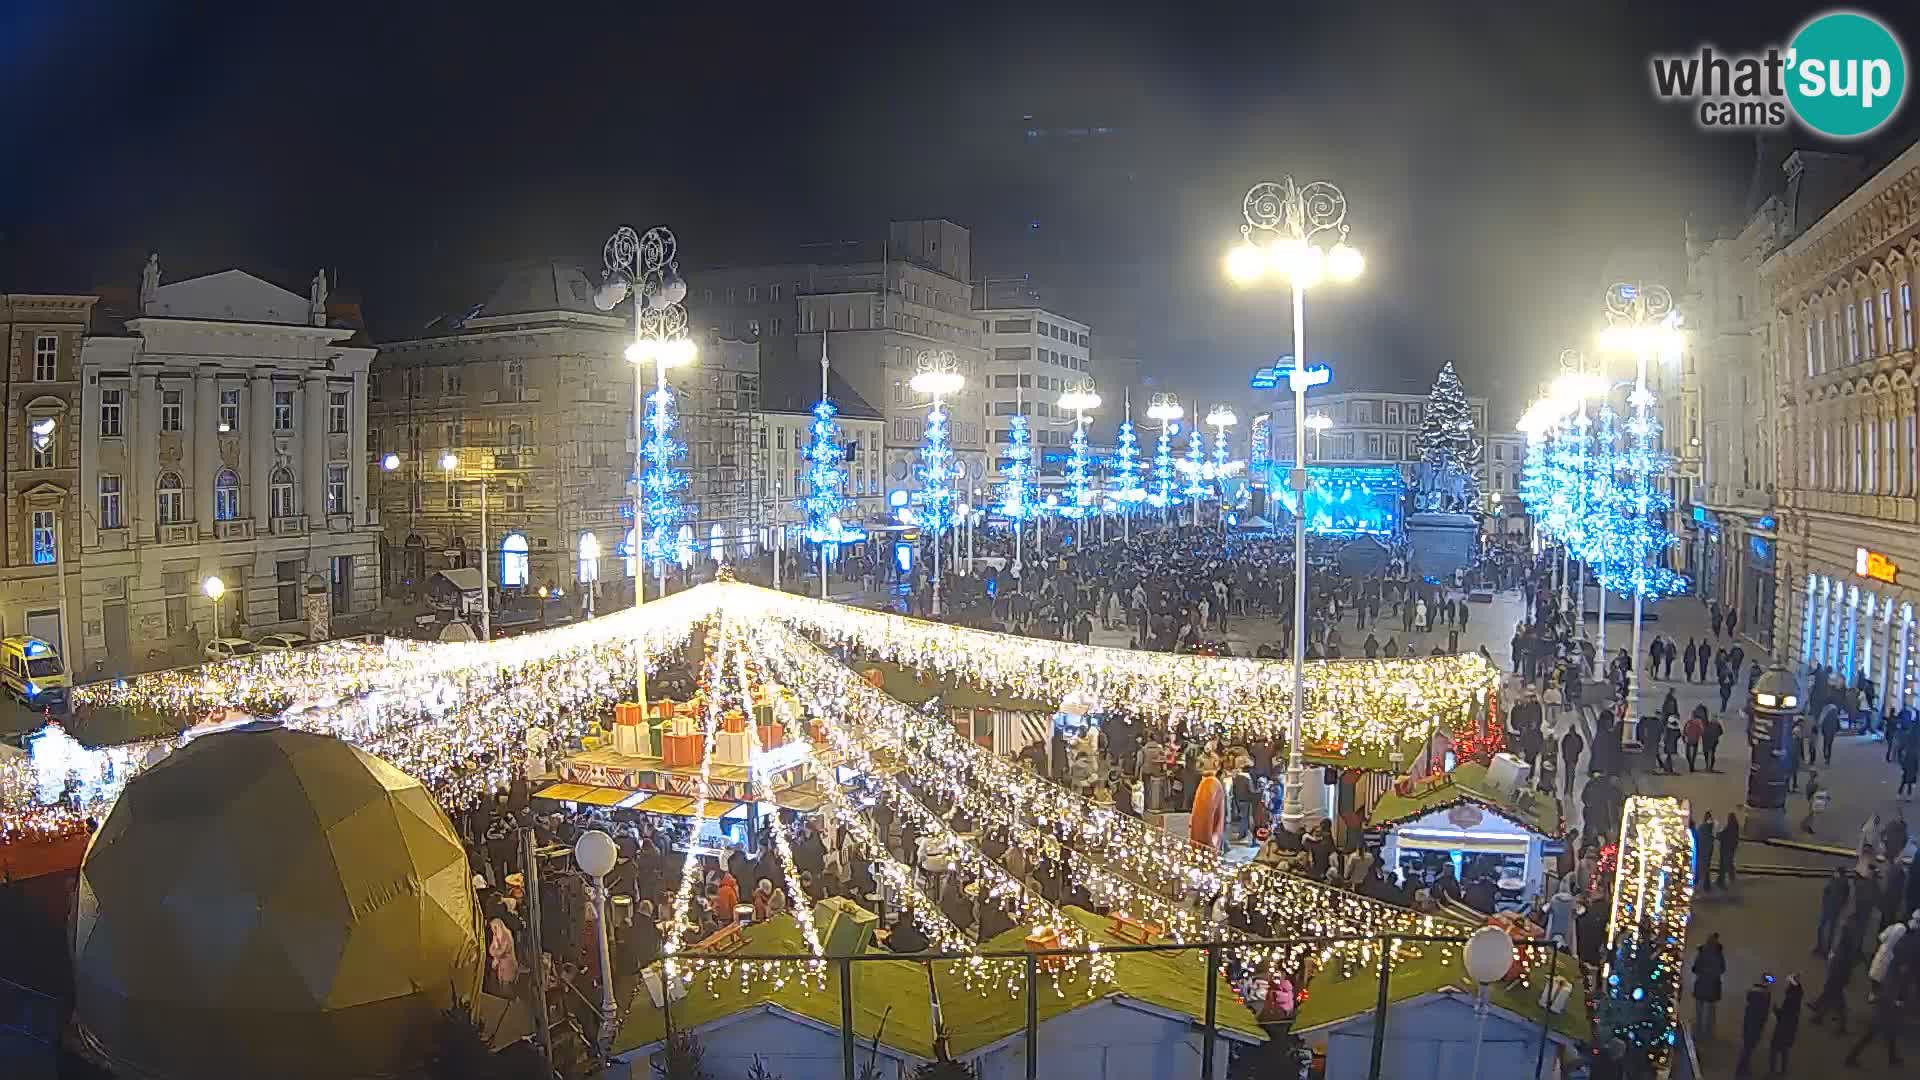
[1903,283,1914,350]
[1863,297,1877,356]
[156,472,185,524]
[100,389,123,436]
[770,284,783,303]
[160,389,183,432]
[270,466,296,518]
[500,533,529,586]
[1847,303,1860,362]
[1882,288,1896,353]
[503,477,526,512]
[29,417,56,469]
[326,465,348,514]
[445,417,465,446]
[214,469,241,521]
[1806,321,1817,377]
[30,510,55,564]
[578,532,599,583]
[506,423,525,451]
[746,285,759,302]
[329,390,349,433]
[98,474,122,529]
[443,368,463,396]
[219,387,241,432]
[32,334,57,381]
[274,390,294,430]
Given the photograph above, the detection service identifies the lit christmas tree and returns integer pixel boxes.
[996,414,1037,522]
[1182,426,1212,503]
[1417,361,1483,507]
[801,398,857,545]
[640,384,687,565]
[1576,404,1630,583]
[1059,416,1094,519]
[1518,431,1552,529]
[917,401,956,538]
[1148,422,1180,510]
[1110,416,1147,511]
[1601,385,1689,599]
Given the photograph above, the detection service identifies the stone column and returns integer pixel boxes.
[134,368,160,539]
[251,370,274,531]
[193,370,218,533]
[349,371,369,523]
[302,373,327,521]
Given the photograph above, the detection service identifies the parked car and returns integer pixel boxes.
[254,632,310,651]
[204,637,257,661]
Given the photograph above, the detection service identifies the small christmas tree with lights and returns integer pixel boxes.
[996,415,1036,522]
[640,384,688,565]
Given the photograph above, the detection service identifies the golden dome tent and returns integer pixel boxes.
[72,721,482,1079]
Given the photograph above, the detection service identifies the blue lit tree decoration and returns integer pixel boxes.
[1603,384,1689,600]
[1144,394,1185,525]
[640,384,687,564]
[1061,417,1093,519]
[1109,393,1148,538]
[996,414,1037,522]
[1182,425,1213,515]
[911,349,963,613]
[802,402,850,538]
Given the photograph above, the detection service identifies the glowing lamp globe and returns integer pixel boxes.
[1225,242,1267,285]
[72,723,482,1080]
[574,829,618,878]
[1326,242,1365,281]
[592,279,630,311]
[1463,925,1516,984]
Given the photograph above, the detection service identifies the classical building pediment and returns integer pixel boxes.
[143,270,312,325]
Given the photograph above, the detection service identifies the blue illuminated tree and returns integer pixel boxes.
[801,398,856,545]
[1059,418,1094,519]
[1110,417,1147,513]
[640,384,687,565]
[1598,387,1689,599]
[1182,427,1212,503]
[996,414,1037,522]
[1518,433,1552,527]
[917,402,956,538]
[1147,423,1180,510]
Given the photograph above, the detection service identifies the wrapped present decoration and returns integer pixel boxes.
[615,702,645,727]
[648,700,675,722]
[715,730,751,767]
[861,668,885,689]
[807,719,828,745]
[670,716,701,738]
[645,722,664,757]
[758,723,786,750]
[661,733,702,768]
[722,710,747,735]
[1024,928,1068,973]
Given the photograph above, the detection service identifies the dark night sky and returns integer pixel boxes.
[5,0,1917,420]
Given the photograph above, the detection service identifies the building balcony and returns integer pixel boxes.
[156,523,196,547]
[327,513,353,532]
[95,528,129,552]
[213,519,255,541]
[270,514,308,536]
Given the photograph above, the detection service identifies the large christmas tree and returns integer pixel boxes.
[1417,362,1482,510]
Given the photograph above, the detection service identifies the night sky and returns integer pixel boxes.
[5,0,1917,419]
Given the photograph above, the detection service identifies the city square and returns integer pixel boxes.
[4,5,1920,1080]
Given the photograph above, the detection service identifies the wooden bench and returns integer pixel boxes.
[1107,914,1166,945]
[694,921,748,955]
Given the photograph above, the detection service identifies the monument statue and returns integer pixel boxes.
[140,253,162,313]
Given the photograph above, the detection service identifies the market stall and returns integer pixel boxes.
[1367,758,1562,911]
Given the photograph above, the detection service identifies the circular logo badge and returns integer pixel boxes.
[1786,11,1908,138]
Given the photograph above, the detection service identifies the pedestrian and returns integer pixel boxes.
[1768,974,1803,1073]
[1900,736,1918,799]
[1695,812,1716,891]
[1692,933,1727,1039]
[1713,606,1725,638]
[1810,916,1865,1033]
[1698,636,1713,683]
[1703,713,1725,772]
[1662,712,1683,774]
[1684,638,1699,682]
[1816,866,1851,957]
[1843,918,1911,1067]
[1735,975,1772,1076]
[1720,807,1751,883]
[1560,726,1585,798]
[1719,671,1737,712]
[1821,703,1843,766]
[1727,607,1740,640]
[1802,771,1826,834]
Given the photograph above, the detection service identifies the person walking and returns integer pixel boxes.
[1692,933,1727,1040]
[1735,975,1772,1077]
[1843,924,1908,1067]
[1698,636,1713,683]
[1684,638,1699,683]
[1703,713,1725,772]
[1684,710,1704,772]
[1718,812,1741,889]
[1802,771,1826,834]
[1810,916,1865,1033]
[1712,605,1725,638]
[1768,974,1804,1073]
[1662,712,1683,775]
[1695,812,1717,891]
[1899,735,1918,800]
[1821,703,1843,766]
[1726,607,1740,641]
[1816,867,1852,957]
[1560,726,1585,798]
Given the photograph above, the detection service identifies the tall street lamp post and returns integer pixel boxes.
[1227,176,1364,833]
[597,225,696,713]
[1058,382,1102,547]
[1205,404,1238,532]
[1145,395,1184,532]
[1597,282,1684,743]
[441,452,491,640]
[910,349,964,617]
[202,576,226,641]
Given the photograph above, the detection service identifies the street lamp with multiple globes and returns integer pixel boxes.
[910,349,964,616]
[1548,363,1606,629]
[1226,176,1364,833]
[1204,403,1238,530]
[1596,282,1686,742]
[597,225,696,714]
[1057,381,1102,544]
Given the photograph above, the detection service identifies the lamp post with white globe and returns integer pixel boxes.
[1462,925,1517,1080]
[202,576,226,641]
[573,829,620,1052]
[596,225,697,713]
[1226,177,1364,833]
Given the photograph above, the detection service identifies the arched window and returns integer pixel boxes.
[622,527,638,578]
[737,523,754,559]
[214,468,241,521]
[578,532,600,583]
[675,524,694,569]
[709,523,727,563]
[506,423,525,451]
[156,471,184,524]
[270,466,296,518]
[500,532,529,587]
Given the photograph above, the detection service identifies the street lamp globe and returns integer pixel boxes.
[202,576,225,601]
[1146,396,1184,423]
[573,830,617,879]
[439,452,459,472]
[623,340,654,365]
[380,453,401,472]
[1205,405,1238,428]
[1303,414,1333,434]
[1225,242,1267,285]
[1058,387,1102,413]
[1326,242,1365,282]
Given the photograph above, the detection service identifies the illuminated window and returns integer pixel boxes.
[220,388,241,432]
[214,469,240,520]
[30,511,55,564]
[500,532,529,587]
[32,334,56,381]
[270,467,296,518]
[156,472,185,524]
[98,475,122,529]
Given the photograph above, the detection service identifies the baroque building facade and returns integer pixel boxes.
[1766,143,1920,710]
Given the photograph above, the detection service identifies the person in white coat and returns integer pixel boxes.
[1415,598,1429,632]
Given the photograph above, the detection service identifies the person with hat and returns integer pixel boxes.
[1734,974,1773,1077]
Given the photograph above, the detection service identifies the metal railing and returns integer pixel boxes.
[646,931,1569,1080]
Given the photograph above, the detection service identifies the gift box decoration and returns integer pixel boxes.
[661,733,702,768]
[753,703,774,728]
[722,710,747,735]
[670,716,701,738]
[757,723,785,750]
[861,668,885,689]
[715,730,752,767]
[615,702,644,727]
[1024,928,1068,973]
[646,721,665,757]
[648,699,675,722]
[807,719,828,745]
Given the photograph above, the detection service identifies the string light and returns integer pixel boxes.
[1599,796,1692,1074]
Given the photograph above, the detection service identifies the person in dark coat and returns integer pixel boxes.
[1717,813,1741,889]
[1694,813,1717,891]
[1820,704,1844,766]
[1692,933,1727,1039]
[1560,727,1585,797]
[1703,714,1725,772]
[1816,866,1852,957]
[1810,916,1865,1032]
[1684,638,1699,682]
[1735,976,1772,1077]
[1768,975,1804,1073]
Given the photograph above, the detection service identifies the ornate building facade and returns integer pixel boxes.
[1766,143,1920,710]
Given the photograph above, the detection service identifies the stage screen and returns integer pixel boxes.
[1267,464,1405,537]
